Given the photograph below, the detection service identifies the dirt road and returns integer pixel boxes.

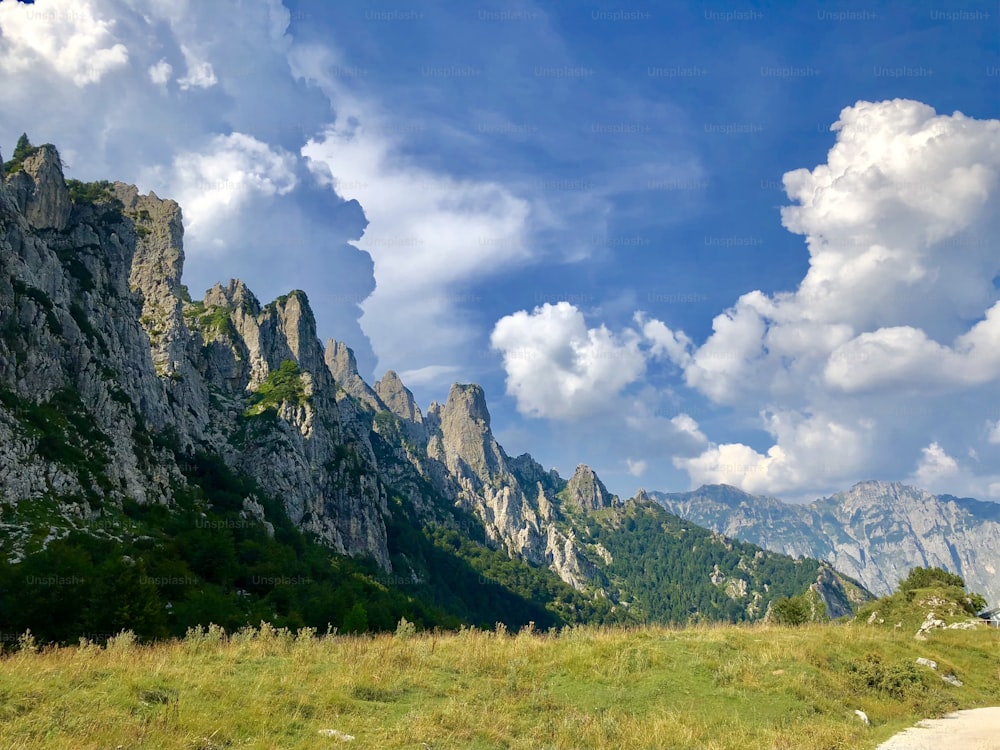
[875,707,1000,749]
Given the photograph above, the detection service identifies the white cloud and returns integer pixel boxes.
[660,100,1000,496]
[397,364,462,388]
[301,95,533,373]
[626,458,648,477]
[0,0,129,86]
[148,58,173,86]
[168,133,298,244]
[637,313,692,367]
[176,44,217,90]
[490,302,646,420]
[675,410,873,496]
[910,442,959,491]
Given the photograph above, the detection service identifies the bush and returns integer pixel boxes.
[899,566,966,592]
[244,360,307,417]
[771,595,811,625]
[847,653,924,699]
[394,616,417,640]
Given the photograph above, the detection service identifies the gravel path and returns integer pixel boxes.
[875,707,1000,749]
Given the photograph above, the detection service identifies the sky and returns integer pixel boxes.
[1,0,999,502]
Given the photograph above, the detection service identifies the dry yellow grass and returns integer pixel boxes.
[0,621,996,749]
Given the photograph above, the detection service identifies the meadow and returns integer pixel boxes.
[0,619,997,749]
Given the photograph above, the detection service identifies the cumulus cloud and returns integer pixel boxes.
[626,458,648,477]
[490,302,646,420]
[662,100,1000,496]
[148,58,173,86]
[637,314,692,368]
[168,133,298,244]
[300,91,533,375]
[0,0,129,86]
[910,442,960,491]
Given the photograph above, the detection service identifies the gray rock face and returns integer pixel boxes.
[564,464,618,512]
[374,370,422,425]
[417,383,605,588]
[8,146,72,231]
[652,480,1000,605]
[324,339,383,411]
[0,153,391,569]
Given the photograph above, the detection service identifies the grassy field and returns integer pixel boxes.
[0,618,997,749]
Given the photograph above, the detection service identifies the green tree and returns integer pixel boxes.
[771,595,811,625]
[12,133,33,162]
[341,602,369,634]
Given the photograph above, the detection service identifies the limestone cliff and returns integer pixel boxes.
[0,145,390,568]
[563,464,619,512]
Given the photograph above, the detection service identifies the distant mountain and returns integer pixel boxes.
[652,481,1000,605]
[0,137,870,642]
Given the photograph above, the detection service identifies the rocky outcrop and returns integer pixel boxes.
[374,370,422,425]
[564,464,618,512]
[652,481,1000,605]
[6,146,72,231]
[0,146,391,569]
[324,338,382,411]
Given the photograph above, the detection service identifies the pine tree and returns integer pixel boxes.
[12,133,33,162]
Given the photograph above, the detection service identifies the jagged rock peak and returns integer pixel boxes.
[325,339,359,379]
[374,370,422,423]
[324,339,383,409]
[564,464,617,511]
[444,383,491,428]
[7,144,71,231]
[435,383,506,481]
[268,290,318,365]
[204,279,261,315]
[633,488,650,504]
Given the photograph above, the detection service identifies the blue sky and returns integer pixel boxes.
[1,0,999,501]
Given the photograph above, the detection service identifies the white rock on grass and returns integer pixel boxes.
[318,729,355,741]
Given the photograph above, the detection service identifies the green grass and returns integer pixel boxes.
[0,622,996,749]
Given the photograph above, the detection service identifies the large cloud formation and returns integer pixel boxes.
[0,0,129,86]
[672,100,1000,497]
[0,0,554,381]
[492,100,1000,498]
[490,302,646,420]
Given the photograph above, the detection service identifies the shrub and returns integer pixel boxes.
[847,653,924,699]
[771,595,811,625]
[3,133,40,174]
[244,360,308,417]
[394,616,417,640]
[899,566,966,592]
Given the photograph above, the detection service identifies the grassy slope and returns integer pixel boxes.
[0,622,996,749]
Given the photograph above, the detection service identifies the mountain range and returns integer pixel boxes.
[1,136,955,642]
[652,482,1000,605]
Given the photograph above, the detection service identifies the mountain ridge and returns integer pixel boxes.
[0,137,870,640]
[652,480,1000,604]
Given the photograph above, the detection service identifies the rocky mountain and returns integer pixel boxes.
[0,137,870,641]
[651,481,1000,605]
